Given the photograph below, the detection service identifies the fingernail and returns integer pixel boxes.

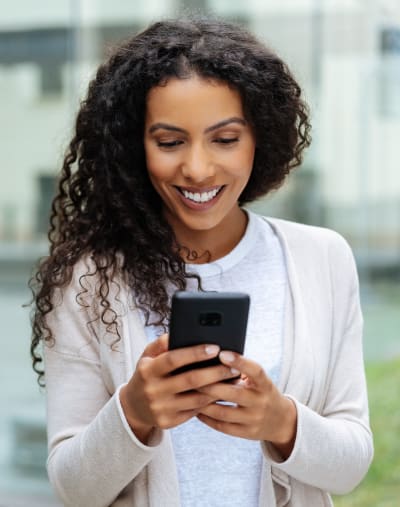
[220,351,235,363]
[205,345,220,355]
[230,368,240,375]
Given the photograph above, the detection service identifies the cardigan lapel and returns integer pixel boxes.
[265,218,315,404]
[260,218,316,507]
[123,288,181,506]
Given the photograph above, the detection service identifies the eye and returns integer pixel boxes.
[214,137,239,145]
[157,140,184,148]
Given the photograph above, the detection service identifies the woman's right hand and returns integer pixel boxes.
[119,333,239,444]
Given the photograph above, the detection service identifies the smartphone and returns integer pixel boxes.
[168,291,250,375]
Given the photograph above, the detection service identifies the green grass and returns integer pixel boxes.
[333,357,400,506]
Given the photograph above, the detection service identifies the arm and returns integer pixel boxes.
[262,234,374,494]
[44,263,162,507]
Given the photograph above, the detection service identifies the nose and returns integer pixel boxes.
[180,143,216,184]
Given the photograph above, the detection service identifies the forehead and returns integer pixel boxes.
[145,76,244,127]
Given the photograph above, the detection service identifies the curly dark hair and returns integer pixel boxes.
[30,16,311,385]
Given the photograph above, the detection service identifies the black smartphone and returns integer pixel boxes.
[168,291,250,375]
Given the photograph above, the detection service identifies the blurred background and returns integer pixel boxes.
[0,0,399,505]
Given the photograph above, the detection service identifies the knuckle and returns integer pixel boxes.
[254,411,264,426]
[200,394,212,406]
[184,369,199,389]
[151,402,164,421]
[157,415,171,430]
[214,419,222,431]
[234,388,244,405]
[220,366,231,379]
[254,365,264,382]
[216,405,225,419]
[136,359,148,379]
[143,384,156,402]
[213,366,224,380]
[194,345,207,361]
[195,391,207,403]
[165,352,177,371]
[261,393,271,411]
[250,425,258,439]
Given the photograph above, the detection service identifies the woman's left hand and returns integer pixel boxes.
[196,351,297,459]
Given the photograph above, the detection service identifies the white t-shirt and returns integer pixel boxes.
[142,210,287,506]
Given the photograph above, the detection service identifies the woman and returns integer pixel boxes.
[31,17,373,506]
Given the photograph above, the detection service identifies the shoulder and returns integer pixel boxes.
[264,216,346,244]
[50,252,129,321]
[254,215,359,289]
[261,216,354,260]
[63,252,125,293]
[46,254,129,355]
[265,217,361,304]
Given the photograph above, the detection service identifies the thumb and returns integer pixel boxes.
[142,333,169,358]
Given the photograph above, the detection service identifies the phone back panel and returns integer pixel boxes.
[169,291,250,352]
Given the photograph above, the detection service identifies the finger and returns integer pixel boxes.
[145,392,214,425]
[197,414,251,439]
[163,364,240,394]
[154,395,223,429]
[198,402,246,424]
[151,343,221,377]
[169,391,217,412]
[197,382,256,407]
[158,409,199,430]
[142,333,169,358]
[218,351,270,389]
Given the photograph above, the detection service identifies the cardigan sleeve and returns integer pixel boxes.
[44,260,163,507]
[262,230,373,495]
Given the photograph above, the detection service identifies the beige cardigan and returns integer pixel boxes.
[44,217,373,506]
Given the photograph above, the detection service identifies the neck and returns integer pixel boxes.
[170,208,248,264]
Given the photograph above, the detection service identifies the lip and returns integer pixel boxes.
[173,185,225,211]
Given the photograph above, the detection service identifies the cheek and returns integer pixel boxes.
[234,152,254,188]
[145,150,177,184]
[244,141,256,165]
[230,138,256,166]
[230,147,255,178]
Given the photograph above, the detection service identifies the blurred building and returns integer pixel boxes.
[1,0,400,275]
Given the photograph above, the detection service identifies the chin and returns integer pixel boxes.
[182,217,221,232]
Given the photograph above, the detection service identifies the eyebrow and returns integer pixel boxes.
[148,117,247,134]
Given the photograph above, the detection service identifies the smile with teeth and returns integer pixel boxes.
[178,186,223,203]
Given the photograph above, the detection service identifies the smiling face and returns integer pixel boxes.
[144,75,256,259]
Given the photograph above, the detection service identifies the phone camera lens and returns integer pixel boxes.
[199,312,222,326]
